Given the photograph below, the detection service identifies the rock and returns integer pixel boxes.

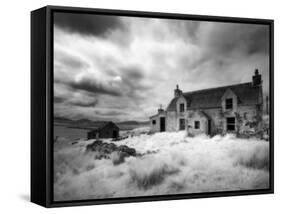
[85,140,137,164]
[86,140,103,152]
[118,145,137,156]
[112,136,129,141]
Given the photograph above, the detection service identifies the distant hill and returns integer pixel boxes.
[116,120,150,130]
[54,116,73,124]
[117,120,139,125]
[117,120,150,126]
[54,117,150,130]
[54,117,104,129]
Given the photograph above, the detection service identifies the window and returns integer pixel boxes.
[227,117,235,131]
[152,120,156,125]
[194,121,200,129]
[180,103,185,112]
[225,98,233,109]
[179,119,185,130]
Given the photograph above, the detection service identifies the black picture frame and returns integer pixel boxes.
[31,5,274,208]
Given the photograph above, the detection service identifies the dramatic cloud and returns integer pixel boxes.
[69,77,122,97]
[53,12,270,121]
[68,99,99,108]
[54,13,123,37]
[199,23,269,56]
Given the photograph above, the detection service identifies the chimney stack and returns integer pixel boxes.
[174,84,183,97]
[158,104,164,114]
[252,68,262,87]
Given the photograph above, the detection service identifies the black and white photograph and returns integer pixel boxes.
[53,11,272,202]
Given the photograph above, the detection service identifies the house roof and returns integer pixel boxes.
[166,82,261,111]
[149,114,158,119]
[88,121,119,132]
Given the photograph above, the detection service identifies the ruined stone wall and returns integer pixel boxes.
[218,105,259,135]
[235,105,261,135]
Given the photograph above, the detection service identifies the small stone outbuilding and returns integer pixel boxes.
[87,121,119,139]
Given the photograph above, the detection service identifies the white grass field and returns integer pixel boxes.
[53,128,269,201]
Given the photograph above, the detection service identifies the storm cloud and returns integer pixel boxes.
[54,13,123,37]
[53,12,270,121]
[68,99,99,108]
[69,77,122,96]
[200,23,269,56]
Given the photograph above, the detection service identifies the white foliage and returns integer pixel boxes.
[54,131,269,201]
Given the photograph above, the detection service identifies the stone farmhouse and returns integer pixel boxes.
[87,121,119,139]
[149,69,263,136]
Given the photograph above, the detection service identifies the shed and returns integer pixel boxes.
[87,121,119,139]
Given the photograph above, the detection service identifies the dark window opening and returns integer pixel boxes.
[194,121,200,129]
[208,119,211,135]
[179,119,185,130]
[152,120,156,125]
[226,98,233,109]
[160,117,166,132]
[180,103,185,112]
[227,117,235,131]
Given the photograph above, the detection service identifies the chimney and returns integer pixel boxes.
[252,69,262,87]
[174,84,183,97]
[158,104,164,114]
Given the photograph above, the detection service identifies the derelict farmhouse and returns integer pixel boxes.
[150,69,265,136]
[88,122,119,139]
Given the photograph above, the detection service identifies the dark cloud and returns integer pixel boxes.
[54,12,122,37]
[179,23,270,88]
[120,65,152,99]
[69,78,122,96]
[204,23,269,56]
[68,99,99,108]
[123,66,144,82]
[53,87,99,108]
[246,26,270,54]
[185,21,201,39]
[54,95,65,104]
[178,21,201,42]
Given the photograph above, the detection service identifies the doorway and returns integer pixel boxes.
[179,118,185,130]
[112,130,118,138]
[160,117,166,132]
[208,119,211,135]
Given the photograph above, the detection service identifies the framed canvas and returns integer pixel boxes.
[31,5,274,207]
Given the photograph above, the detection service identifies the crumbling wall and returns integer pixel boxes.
[235,105,263,138]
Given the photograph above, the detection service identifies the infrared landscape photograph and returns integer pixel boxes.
[53,11,271,201]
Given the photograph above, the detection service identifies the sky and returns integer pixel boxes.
[53,12,270,122]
